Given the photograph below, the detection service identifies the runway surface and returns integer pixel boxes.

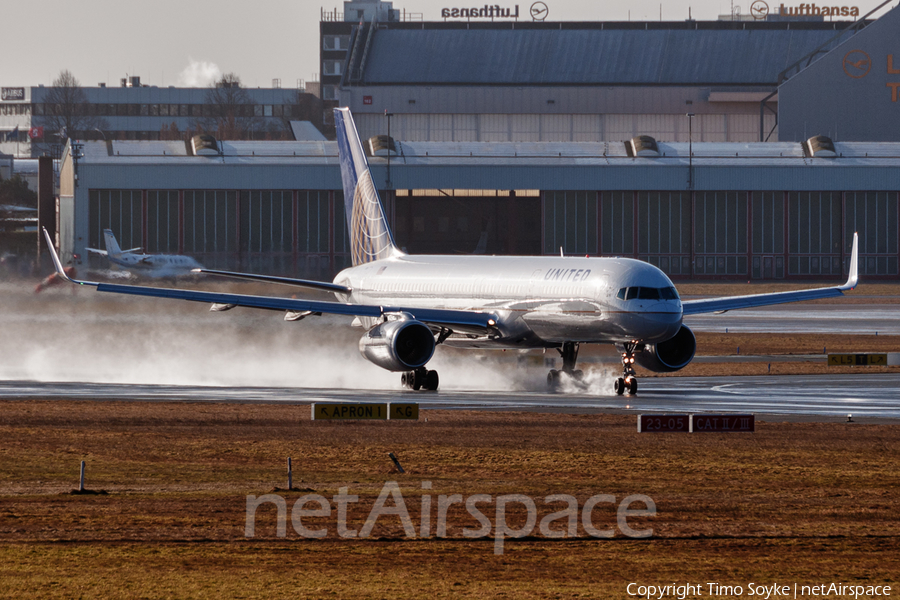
[683,303,900,334]
[2,374,898,420]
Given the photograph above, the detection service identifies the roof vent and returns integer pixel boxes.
[628,135,660,157]
[366,135,396,157]
[191,134,219,156]
[805,135,836,158]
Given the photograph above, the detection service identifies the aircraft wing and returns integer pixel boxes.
[682,233,858,316]
[43,229,495,333]
[192,268,352,294]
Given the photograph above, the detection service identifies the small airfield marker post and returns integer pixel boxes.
[388,452,406,474]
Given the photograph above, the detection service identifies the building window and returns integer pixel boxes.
[146,190,179,253]
[600,191,634,255]
[543,191,597,255]
[845,191,899,275]
[323,35,350,50]
[636,191,691,276]
[323,60,343,76]
[183,190,238,261]
[87,190,143,264]
[297,190,330,253]
[788,191,842,275]
[322,85,338,101]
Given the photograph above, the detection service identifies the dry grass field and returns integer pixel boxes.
[1,401,898,598]
[1,280,899,597]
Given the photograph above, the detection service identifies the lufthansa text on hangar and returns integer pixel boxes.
[57,136,900,282]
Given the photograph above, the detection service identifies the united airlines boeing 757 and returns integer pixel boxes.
[43,107,859,395]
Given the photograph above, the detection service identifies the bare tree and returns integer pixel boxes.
[42,70,107,141]
[194,73,261,140]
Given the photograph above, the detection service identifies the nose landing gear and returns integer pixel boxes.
[402,367,439,391]
[615,342,639,396]
[547,342,584,389]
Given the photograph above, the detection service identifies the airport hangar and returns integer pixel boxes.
[48,3,900,283]
[322,0,900,144]
[56,135,899,282]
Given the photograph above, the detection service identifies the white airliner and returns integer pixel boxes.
[87,229,203,278]
[44,108,859,395]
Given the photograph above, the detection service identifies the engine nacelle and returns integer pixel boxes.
[634,324,696,373]
[359,319,436,372]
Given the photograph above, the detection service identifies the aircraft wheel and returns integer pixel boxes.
[424,370,439,391]
[614,377,626,396]
[572,369,584,381]
[401,372,410,389]
[547,369,561,389]
[627,377,638,395]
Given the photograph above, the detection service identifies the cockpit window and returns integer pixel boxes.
[620,286,680,300]
[661,286,679,300]
[637,287,660,300]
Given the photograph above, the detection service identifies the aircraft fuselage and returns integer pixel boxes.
[334,254,683,348]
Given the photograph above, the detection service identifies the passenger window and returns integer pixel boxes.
[625,287,638,300]
[616,288,626,300]
[638,287,660,300]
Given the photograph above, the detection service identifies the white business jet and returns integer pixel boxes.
[87,229,203,279]
[43,107,859,395]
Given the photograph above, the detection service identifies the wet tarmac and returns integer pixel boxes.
[1,373,898,421]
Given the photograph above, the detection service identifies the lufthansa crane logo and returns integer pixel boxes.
[842,50,871,78]
[530,1,548,20]
[750,1,769,19]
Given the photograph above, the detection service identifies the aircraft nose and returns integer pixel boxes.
[634,303,683,341]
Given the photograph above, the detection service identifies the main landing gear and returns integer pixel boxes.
[402,367,439,391]
[547,342,584,389]
[614,343,639,396]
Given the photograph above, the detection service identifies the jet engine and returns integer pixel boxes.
[359,319,436,372]
[634,324,696,373]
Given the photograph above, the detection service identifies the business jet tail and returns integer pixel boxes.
[103,229,123,259]
[334,107,401,266]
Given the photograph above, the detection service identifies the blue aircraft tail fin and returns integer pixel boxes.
[334,107,399,266]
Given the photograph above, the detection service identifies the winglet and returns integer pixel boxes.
[839,232,859,291]
[42,227,97,287]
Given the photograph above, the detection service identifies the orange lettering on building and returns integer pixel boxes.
[888,82,900,102]
[888,55,900,75]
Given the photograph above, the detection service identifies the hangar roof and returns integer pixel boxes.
[80,139,900,164]
[66,139,900,193]
[357,24,858,86]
